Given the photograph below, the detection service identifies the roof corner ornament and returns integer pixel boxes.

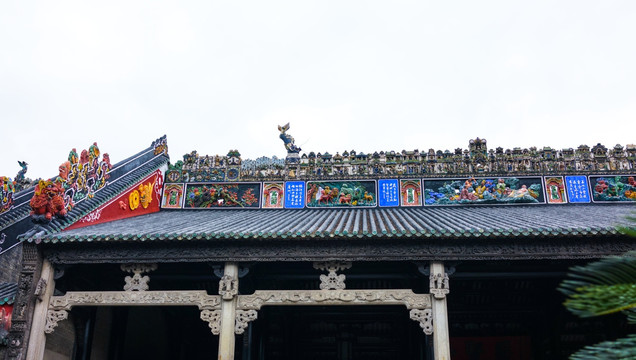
[14,161,35,192]
[278,123,301,154]
[29,179,68,223]
[278,123,302,169]
[152,135,168,156]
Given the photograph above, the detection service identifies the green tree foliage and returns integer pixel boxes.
[558,214,636,359]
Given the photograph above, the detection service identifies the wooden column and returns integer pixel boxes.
[217,262,238,360]
[25,259,55,360]
[431,261,451,360]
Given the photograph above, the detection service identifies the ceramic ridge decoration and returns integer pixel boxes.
[162,184,185,209]
[262,183,284,209]
[544,177,567,204]
[424,177,545,205]
[400,179,422,206]
[590,175,636,202]
[184,183,261,209]
[306,181,377,208]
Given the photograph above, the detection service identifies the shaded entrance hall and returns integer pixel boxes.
[42,259,636,360]
[46,306,220,360]
[250,306,429,360]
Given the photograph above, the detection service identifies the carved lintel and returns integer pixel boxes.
[44,309,68,334]
[410,309,433,335]
[34,278,47,301]
[45,239,636,265]
[120,263,158,291]
[237,289,431,310]
[235,310,257,334]
[200,309,222,335]
[313,261,352,290]
[219,275,238,300]
[429,273,450,299]
[49,290,222,311]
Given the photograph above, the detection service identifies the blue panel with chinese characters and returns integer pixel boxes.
[284,181,306,208]
[378,179,400,207]
[565,176,591,203]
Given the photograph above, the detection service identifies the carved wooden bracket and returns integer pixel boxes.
[44,310,68,334]
[120,263,158,291]
[34,278,48,301]
[313,261,352,290]
[409,309,433,335]
[235,310,257,334]
[219,275,238,300]
[200,309,222,335]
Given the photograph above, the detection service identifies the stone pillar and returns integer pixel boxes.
[25,259,55,360]
[430,261,451,360]
[217,262,238,360]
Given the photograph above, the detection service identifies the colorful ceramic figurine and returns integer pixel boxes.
[29,179,67,221]
[278,123,301,154]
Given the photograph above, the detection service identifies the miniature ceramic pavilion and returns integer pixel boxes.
[0,127,635,360]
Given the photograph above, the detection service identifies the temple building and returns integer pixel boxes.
[1,126,635,360]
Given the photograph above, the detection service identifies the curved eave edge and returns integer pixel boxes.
[0,297,15,305]
[33,227,625,244]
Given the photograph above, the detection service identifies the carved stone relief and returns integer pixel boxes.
[237,289,431,310]
[34,278,47,301]
[49,290,221,312]
[45,290,222,336]
[235,288,432,334]
[120,263,158,291]
[429,273,450,299]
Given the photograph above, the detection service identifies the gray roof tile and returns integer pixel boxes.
[28,204,636,243]
[0,283,17,305]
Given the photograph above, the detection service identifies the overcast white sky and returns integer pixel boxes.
[1,1,635,180]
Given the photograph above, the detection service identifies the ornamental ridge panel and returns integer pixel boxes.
[160,174,635,209]
[164,134,636,184]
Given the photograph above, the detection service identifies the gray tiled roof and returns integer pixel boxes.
[30,204,636,243]
[0,283,17,305]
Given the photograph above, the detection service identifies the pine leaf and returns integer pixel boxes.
[570,334,636,359]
